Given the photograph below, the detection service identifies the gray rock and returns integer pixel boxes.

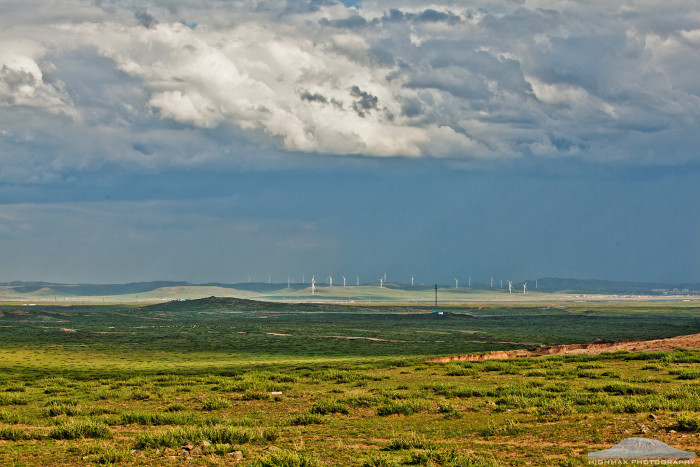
[588,438,696,459]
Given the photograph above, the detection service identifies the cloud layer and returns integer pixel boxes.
[2,0,700,180]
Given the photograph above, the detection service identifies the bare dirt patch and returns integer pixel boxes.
[427,333,700,362]
[324,335,406,342]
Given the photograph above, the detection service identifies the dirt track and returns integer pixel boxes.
[426,333,700,362]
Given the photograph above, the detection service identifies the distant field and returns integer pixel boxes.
[3,282,699,306]
[0,299,698,465]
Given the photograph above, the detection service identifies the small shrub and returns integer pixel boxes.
[0,394,28,406]
[43,402,81,417]
[290,413,325,426]
[437,401,462,419]
[164,403,186,412]
[202,396,231,410]
[92,389,110,400]
[674,370,700,380]
[384,433,431,451]
[135,429,191,449]
[0,426,31,441]
[376,400,422,416]
[252,449,321,467]
[116,411,193,426]
[95,446,125,465]
[311,369,374,384]
[205,425,252,444]
[361,452,400,467]
[425,383,487,398]
[135,424,260,448]
[4,384,26,392]
[344,395,380,408]
[537,399,575,418]
[254,427,279,443]
[88,406,118,416]
[674,414,700,432]
[478,419,524,438]
[207,443,243,455]
[0,409,25,424]
[272,374,298,383]
[576,363,603,370]
[128,389,151,401]
[404,448,459,465]
[242,391,269,401]
[310,399,349,415]
[49,420,111,440]
[588,383,656,396]
[445,366,478,377]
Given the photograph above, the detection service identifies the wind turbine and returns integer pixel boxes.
[342,276,346,287]
[356,275,359,286]
[383,272,387,282]
[329,276,333,287]
[508,280,513,294]
[491,276,493,288]
[379,278,383,288]
[411,275,414,287]
[523,282,527,294]
[536,279,538,289]
[287,277,290,288]
[311,275,316,295]
[454,278,458,288]
[468,275,471,287]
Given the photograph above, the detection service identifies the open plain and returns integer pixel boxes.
[0,289,698,466]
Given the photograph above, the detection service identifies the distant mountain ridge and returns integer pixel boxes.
[531,278,700,294]
[1,278,698,296]
[0,281,189,296]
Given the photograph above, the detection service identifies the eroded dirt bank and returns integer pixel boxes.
[426,333,700,362]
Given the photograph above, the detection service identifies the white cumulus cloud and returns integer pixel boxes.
[0,0,699,181]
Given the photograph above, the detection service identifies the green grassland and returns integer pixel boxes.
[0,298,698,465]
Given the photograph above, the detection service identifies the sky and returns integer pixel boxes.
[1,0,699,285]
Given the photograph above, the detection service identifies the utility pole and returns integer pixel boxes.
[434,284,438,311]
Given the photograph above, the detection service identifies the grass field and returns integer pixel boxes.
[0,298,698,465]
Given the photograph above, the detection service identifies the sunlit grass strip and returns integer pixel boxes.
[49,419,111,439]
[135,425,278,449]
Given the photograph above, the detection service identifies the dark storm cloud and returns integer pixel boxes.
[134,9,158,28]
[319,14,368,29]
[0,66,35,104]
[415,9,461,24]
[300,90,329,104]
[350,85,379,117]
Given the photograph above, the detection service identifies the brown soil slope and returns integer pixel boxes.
[426,333,700,362]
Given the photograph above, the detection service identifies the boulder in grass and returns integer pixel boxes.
[588,438,696,459]
[182,441,195,452]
